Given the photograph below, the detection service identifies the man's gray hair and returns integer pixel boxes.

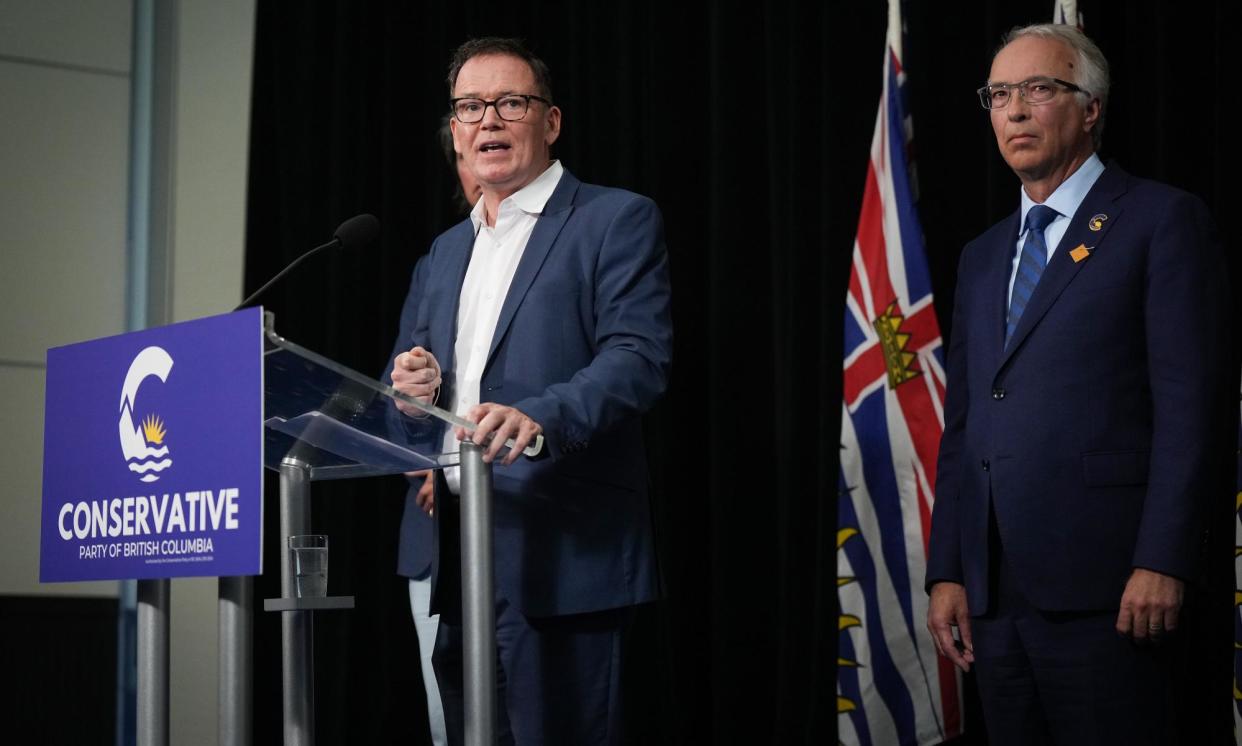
[999,23,1109,149]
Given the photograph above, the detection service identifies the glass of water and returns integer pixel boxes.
[289,534,328,598]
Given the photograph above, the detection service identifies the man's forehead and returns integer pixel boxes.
[454,54,537,94]
[989,36,1075,81]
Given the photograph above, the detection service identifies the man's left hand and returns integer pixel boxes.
[1115,567,1184,643]
[456,403,542,466]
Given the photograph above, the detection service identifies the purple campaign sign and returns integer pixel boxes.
[40,308,264,581]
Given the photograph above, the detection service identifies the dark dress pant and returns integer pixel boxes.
[972,528,1176,745]
[433,594,632,746]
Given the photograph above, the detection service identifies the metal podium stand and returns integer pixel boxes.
[214,313,540,746]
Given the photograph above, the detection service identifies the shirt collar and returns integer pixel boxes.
[469,160,564,231]
[1018,153,1105,235]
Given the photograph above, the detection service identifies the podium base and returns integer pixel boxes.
[263,596,355,612]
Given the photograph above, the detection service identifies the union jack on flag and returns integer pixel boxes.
[837,3,962,744]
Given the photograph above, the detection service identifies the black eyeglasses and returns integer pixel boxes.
[450,94,552,123]
[977,76,1088,110]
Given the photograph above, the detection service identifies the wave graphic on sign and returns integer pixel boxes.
[118,347,174,483]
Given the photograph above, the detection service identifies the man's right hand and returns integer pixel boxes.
[391,346,441,416]
[404,469,435,515]
[927,582,974,672]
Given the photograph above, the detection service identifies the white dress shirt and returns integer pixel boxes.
[1008,153,1105,306]
[441,160,564,492]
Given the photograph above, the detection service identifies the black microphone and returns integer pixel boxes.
[235,213,380,311]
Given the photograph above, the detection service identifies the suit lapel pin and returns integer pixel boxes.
[1088,213,1108,231]
[1069,244,1092,263]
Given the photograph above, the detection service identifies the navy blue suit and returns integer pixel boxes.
[386,254,437,580]
[926,164,1228,743]
[388,168,671,743]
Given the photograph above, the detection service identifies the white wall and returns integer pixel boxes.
[0,1,255,742]
[0,0,133,598]
[166,4,256,743]
[169,1,252,322]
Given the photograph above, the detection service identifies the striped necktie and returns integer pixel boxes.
[1006,204,1059,346]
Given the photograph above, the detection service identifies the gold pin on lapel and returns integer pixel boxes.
[1069,244,1092,263]
[1088,213,1108,231]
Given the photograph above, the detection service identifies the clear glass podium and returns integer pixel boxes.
[263,322,459,479]
[218,313,527,746]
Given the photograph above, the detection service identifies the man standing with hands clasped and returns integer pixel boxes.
[925,23,1230,744]
[388,37,672,745]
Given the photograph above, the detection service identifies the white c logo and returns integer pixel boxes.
[118,346,174,482]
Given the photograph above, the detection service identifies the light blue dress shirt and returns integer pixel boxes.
[1008,153,1105,306]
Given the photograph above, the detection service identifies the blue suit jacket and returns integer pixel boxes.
[926,163,1228,613]
[388,168,672,618]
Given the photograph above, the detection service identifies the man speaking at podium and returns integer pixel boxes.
[388,37,672,744]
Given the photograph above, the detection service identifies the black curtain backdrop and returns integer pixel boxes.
[243,1,1241,743]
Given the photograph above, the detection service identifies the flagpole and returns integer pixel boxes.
[887,0,902,65]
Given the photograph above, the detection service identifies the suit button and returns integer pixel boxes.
[981,459,990,471]
[991,388,1006,400]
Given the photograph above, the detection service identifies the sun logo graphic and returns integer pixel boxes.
[118,346,174,482]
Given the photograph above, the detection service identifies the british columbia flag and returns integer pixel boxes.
[836,3,962,744]
[1233,382,1241,743]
